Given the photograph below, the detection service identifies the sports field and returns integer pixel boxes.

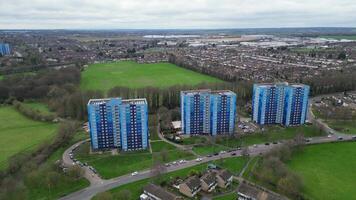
[80,61,223,91]
[288,142,356,200]
[0,106,58,169]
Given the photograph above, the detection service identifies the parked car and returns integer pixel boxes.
[338,136,343,140]
[231,152,236,156]
[131,171,138,176]
[195,158,203,162]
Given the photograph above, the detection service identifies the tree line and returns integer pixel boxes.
[0,121,85,200]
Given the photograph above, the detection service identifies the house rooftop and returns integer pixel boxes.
[216,169,233,182]
[182,176,201,191]
[143,183,179,200]
[201,172,217,186]
[238,182,286,200]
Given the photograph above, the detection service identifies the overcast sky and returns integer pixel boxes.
[1,0,356,29]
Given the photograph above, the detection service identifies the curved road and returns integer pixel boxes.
[62,139,103,185]
[60,135,355,200]
[61,93,356,200]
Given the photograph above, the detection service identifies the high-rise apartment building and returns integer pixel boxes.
[252,83,309,126]
[0,43,11,56]
[181,90,237,135]
[87,98,148,151]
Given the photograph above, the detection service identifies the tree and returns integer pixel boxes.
[67,165,84,179]
[241,147,250,159]
[160,148,168,162]
[337,51,347,60]
[277,173,304,198]
[151,160,166,184]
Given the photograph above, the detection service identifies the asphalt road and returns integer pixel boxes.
[62,139,103,185]
[60,93,356,200]
[60,134,355,200]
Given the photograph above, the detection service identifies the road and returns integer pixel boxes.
[61,93,356,200]
[60,134,355,200]
[62,139,103,185]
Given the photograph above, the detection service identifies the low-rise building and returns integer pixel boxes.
[237,182,286,200]
[179,176,201,197]
[140,183,181,200]
[216,169,233,188]
[200,172,217,192]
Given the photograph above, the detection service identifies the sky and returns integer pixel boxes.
[0,0,356,29]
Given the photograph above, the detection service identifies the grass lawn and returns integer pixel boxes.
[22,101,54,115]
[217,125,324,148]
[213,192,237,200]
[26,131,90,200]
[75,141,195,179]
[212,157,249,175]
[94,157,247,200]
[327,120,356,134]
[193,144,231,156]
[0,106,58,169]
[181,136,208,145]
[80,61,223,91]
[288,142,356,200]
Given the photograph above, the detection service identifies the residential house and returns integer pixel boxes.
[179,176,202,197]
[140,183,181,200]
[200,172,217,192]
[216,169,233,188]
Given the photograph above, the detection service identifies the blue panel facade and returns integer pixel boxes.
[0,43,11,56]
[88,98,148,151]
[252,83,309,126]
[181,90,237,136]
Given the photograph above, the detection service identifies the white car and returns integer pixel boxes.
[327,134,332,138]
[195,158,203,162]
[131,171,138,176]
[253,144,258,148]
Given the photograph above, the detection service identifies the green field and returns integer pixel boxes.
[0,106,58,169]
[288,142,356,200]
[75,141,194,179]
[94,157,247,200]
[22,101,54,115]
[81,61,223,91]
[320,35,356,40]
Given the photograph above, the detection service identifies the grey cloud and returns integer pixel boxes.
[0,0,355,29]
